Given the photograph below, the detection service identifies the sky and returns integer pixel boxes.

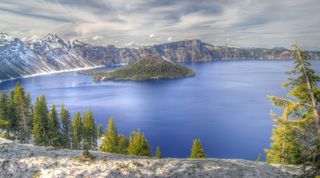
[0,0,319,50]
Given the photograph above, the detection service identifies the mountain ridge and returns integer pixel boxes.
[1,33,320,81]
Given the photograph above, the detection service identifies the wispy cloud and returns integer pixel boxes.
[0,0,319,50]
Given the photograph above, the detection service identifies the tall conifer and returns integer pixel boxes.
[83,110,97,150]
[14,83,33,143]
[71,112,83,149]
[0,92,9,135]
[100,118,118,153]
[128,130,151,157]
[118,134,129,155]
[266,44,320,175]
[48,104,61,147]
[33,95,49,146]
[60,104,71,148]
[7,90,18,135]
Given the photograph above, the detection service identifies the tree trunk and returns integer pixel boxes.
[295,44,320,143]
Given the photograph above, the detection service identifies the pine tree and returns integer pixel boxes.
[48,104,61,147]
[71,112,83,149]
[156,146,162,158]
[265,44,320,175]
[33,95,49,146]
[0,92,9,135]
[25,93,33,128]
[127,130,151,157]
[190,139,206,159]
[97,124,104,138]
[83,110,97,150]
[7,90,18,136]
[118,134,129,155]
[265,111,305,164]
[60,104,71,148]
[14,83,33,143]
[100,118,118,153]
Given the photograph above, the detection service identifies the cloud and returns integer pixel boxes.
[0,0,319,50]
[168,36,172,41]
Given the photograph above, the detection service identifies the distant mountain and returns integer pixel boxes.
[0,33,101,81]
[0,33,320,81]
[0,33,48,80]
[85,55,196,81]
[26,34,99,70]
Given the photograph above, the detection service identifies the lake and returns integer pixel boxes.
[1,60,318,160]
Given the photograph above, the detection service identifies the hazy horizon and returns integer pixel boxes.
[0,0,320,50]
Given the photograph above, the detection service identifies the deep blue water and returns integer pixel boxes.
[1,60,318,160]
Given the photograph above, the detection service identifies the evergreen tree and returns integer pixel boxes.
[265,111,305,164]
[14,83,33,143]
[100,118,119,153]
[82,110,97,150]
[0,93,9,137]
[60,104,71,148]
[71,112,83,149]
[190,139,206,159]
[7,90,18,136]
[48,104,61,147]
[33,95,49,146]
[97,124,104,138]
[0,118,8,131]
[156,146,162,158]
[118,134,129,155]
[265,44,320,176]
[0,92,9,135]
[128,130,151,157]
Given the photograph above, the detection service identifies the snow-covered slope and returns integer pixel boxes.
[0,138,301,178]
[0,33,42,80]
[27,34,99,71]
[0,33,100,81]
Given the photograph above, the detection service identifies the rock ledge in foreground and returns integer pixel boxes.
[0,138,301,178]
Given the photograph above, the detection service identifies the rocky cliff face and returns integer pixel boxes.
[0,33,45,79]
[212,46,294,60]
[0,138,301,178]
[1,33,319,81]
[0,33,101,81]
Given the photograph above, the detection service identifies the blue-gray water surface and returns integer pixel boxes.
[1,60,319,160]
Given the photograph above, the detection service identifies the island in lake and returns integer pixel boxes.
[85,55,196,81]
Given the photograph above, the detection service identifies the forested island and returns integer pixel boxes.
[83,55,196,81]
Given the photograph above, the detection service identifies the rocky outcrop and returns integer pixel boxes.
[0,138,301,178]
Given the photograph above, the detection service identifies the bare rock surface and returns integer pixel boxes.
[0,138,301,178]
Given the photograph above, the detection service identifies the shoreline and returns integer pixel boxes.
[0,65,105,83]
[0,59,299,83]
